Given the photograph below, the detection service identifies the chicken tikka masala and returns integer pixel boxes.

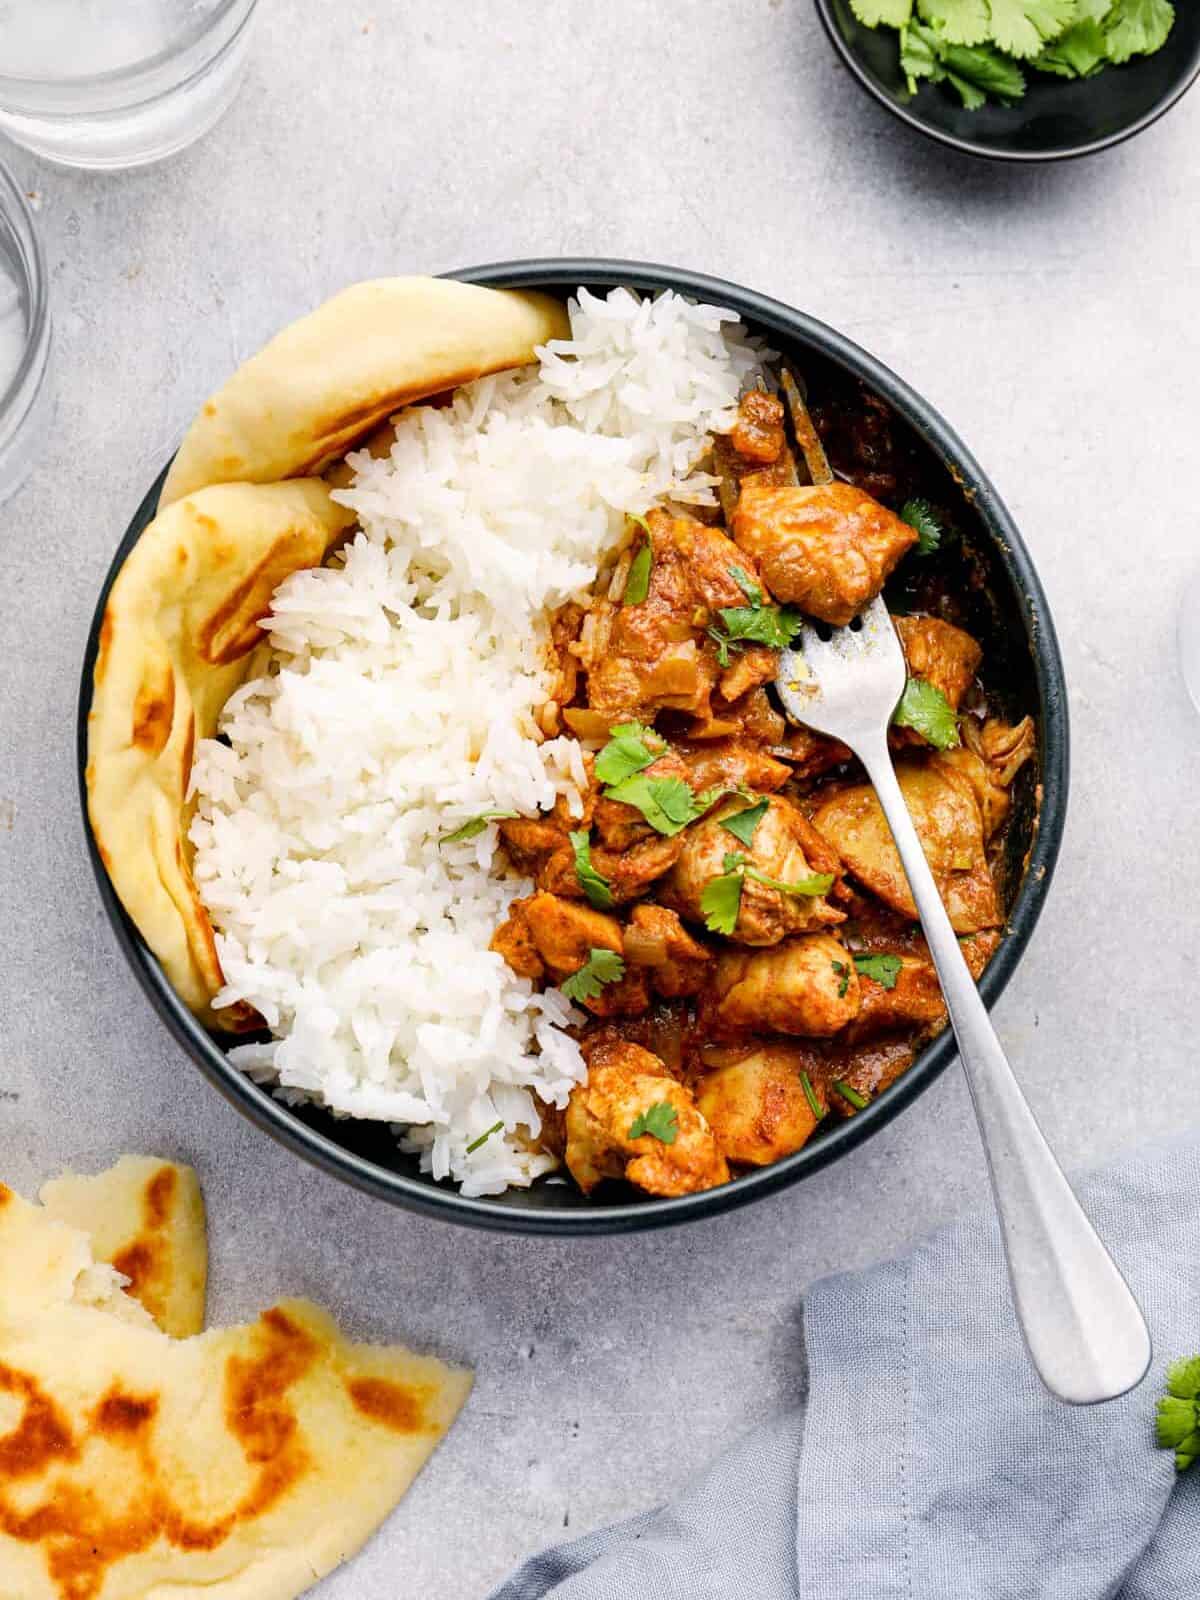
[491,380,1035,1202]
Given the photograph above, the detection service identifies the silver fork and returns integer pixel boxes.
[767,381,1151,1405]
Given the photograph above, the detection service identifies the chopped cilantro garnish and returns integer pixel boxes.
[853,953,904,990]
[700,867,744,936]
[593,721,665,787]
[832,959,850,999]
[853,0,1174,107]
[1158,1356,1200,1472]
[569,830,615,910]
[832,1079,870,1111]
[708,602,804,664]
[901,497,944,557]
[892,676,960,750]
[629,1100,679,1145]
[624,539,653,606]
[560,947,625,1003]
[700,849,833,935]
[438,809,518,845]
[603,773,718,837]
[466,1120,504,1154]
[800,1071,825,1122]
[719,798,769,848]
[730,564,764,606]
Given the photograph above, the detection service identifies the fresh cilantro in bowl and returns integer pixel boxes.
[849,0,1175,109]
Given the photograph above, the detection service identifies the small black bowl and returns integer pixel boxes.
[814,0,1200,161]
[78,259,1069,1233]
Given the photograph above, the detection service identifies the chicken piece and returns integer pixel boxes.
[538,831,686,908]
[687,685,787,745]
[894,615,982,711]
[719,644,779,704]
[781,724,853,782]
[490,892,649,1017]
[582,1010,691,1078]
[975,714,1036,787]
[694,1042,828,1166]
[729,390,786,464]
[936,715,1036,842]
[678,737,792,796]
[707,934,861,1038]
[565,1038,730,1197]
[499,774,597,882]
[812,758,1001,933]
[663,795,844,946]
[731,482,917,626]
[623,904,713,998]
[584,510,768,724]
[843,952,947,1042]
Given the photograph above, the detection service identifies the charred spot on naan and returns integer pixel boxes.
[345,1376,438,1435]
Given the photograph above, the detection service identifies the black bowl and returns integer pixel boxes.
[78,259,1068,1233]
[814,0,1200,161]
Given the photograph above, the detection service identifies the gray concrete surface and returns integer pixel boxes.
[2,2,1199,1594]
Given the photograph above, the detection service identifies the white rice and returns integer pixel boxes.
[188,287,764,1195]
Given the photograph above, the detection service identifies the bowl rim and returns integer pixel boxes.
[76,256,1069,1234]
[811,0,1200,164]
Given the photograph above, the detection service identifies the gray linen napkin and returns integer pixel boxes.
[488,1133,1200,1600]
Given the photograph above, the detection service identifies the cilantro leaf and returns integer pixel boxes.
[901,19,945,88]
[850,0,913,21]
[901,497,944,556]
[853,952,904,990]
[987,0,1075,58]
[1157,1357,1200,1471]
[1035,14,1110,75]
[916,0,990,44]
[709,602,804,662]
[730,564,764,606]
[940,40,1027,101]
[700,869,744,935]
[594,721,664,787]
[624,539,653,606]
[832,959,850,998]
[1105,0,1174,63]
[719,798,769,847]
[569,830,615,910]
[744,863,836,897]
[466,1120,504,1154]
[701,850,832,935]
[832,1079,870,1111]
[629,1100,680,1145]
[439,809,518,845]
[602,773,716,836]
[560,946,625,1003]
[892,676,961,750]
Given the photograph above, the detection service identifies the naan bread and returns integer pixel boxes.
[85,480,355,1028]
[40,1156,207,1338]
[160,276,569,503]
[0,1179,472,1600]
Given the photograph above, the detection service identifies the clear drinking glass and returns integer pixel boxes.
[0,0,259,170]
[0,162,52,508]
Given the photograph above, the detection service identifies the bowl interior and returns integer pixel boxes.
[78,261,1068,1232]
[818,0,1200,160]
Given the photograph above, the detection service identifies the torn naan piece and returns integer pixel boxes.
[0,1180,472,1600]
[85,479,355,1028]
[161,276,570,503]
[40,1155,207,1338]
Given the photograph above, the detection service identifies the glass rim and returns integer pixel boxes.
[0,161,50,437]
[0,0,256,101]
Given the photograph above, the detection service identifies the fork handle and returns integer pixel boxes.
[857,737,1151,1405]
